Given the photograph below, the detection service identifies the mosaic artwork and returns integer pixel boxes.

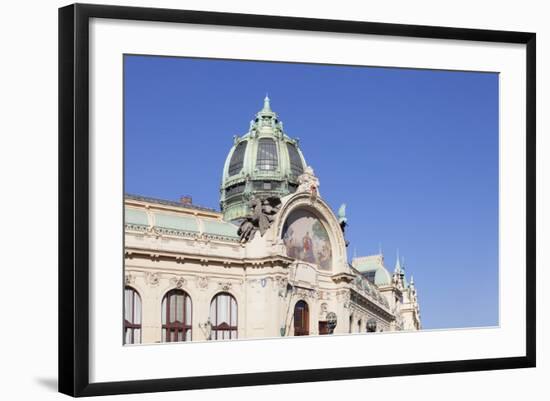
[282,209,332,270]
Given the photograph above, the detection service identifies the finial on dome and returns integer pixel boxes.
[262,94,271,112]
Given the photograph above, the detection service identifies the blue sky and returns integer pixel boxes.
[124,55,499,330]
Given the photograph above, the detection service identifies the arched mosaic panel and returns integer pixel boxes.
[282,209,332,270]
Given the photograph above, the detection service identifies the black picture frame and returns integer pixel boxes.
[58,3,536,397]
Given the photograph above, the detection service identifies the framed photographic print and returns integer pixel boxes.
[58,3,536,397]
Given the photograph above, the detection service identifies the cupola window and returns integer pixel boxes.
[286,143,304,176]
[228,141,247,176]
[256,138,278,171]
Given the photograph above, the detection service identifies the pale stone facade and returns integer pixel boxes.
[124,187,421,344]
[123,97,421,344]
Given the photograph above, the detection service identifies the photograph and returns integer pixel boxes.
[123,55,499,344]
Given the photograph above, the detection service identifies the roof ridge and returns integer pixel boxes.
[125,193,218,213]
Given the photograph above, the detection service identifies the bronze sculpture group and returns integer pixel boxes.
[237,196,282,243]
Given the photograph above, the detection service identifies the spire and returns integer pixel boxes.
[262,94,272,112]
[410,275,415,286]
[394,250,402,273]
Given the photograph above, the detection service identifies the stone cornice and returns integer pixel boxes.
[350,289,395,321]
[331,272,355,284]
[125,246,294,268]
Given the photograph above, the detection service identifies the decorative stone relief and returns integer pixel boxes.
[125,273,135,285]
[341,292,351,308]
[170,276,186,289]
[319,303,328,320]
[294,288,317,300]
[297,166,320,197]
[196,276,208,290]
[218,282,233,292]
[145,272,160,287]
[275,276,288,289]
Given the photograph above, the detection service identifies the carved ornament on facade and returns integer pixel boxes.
[297,166,320,198]
[170,276,186,289]
[342,292,351,309]
[317,290,330,300]
[319,303,328,320]
[275,276,288,289]
[294,287,317,300]
[218,282,233,292]
[196,276,209,290]
[145,272,160,287]
[125,273,135,285]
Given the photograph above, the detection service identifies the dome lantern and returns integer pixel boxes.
[220,97,307,221]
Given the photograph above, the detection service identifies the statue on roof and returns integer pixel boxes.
[337,203,350,247]
[237,196,282,243]
[297,166,320,198]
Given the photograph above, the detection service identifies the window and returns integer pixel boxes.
[228,141,247,176]
[162,289,192,342]
[357,319,362,333]
[293,300,309,336]
[124,286,141,344]
[349,314,353,334]
[367,318,377,333]
[362,271,376,284]
[256,138,278,171]
[286,143,304,176]
[253,180,280,190]
[225,182,245,197]
[210,293,238,340]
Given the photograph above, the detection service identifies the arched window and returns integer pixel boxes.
[294,300,309,336]
[286,143,304,176]
[367,318,377,333]
[124,286,141,344]
[228,141,247,176]
[210,293,238,340]
[162,289,192,342]
[349,314,353,334]
[256,138,278,171]
[357,319,362,333]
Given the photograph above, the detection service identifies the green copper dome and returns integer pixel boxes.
[220,96,307,221]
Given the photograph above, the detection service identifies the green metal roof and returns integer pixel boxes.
[202,220,239,238]
[125,193,217,213]
[219,96,307,221]
[126,207,240,240]
[354,255,392,286]
[153,213,199,232]
[373,268,392,286]
[125,208,148,226]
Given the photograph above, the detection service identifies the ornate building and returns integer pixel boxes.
[124,97,421,344]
